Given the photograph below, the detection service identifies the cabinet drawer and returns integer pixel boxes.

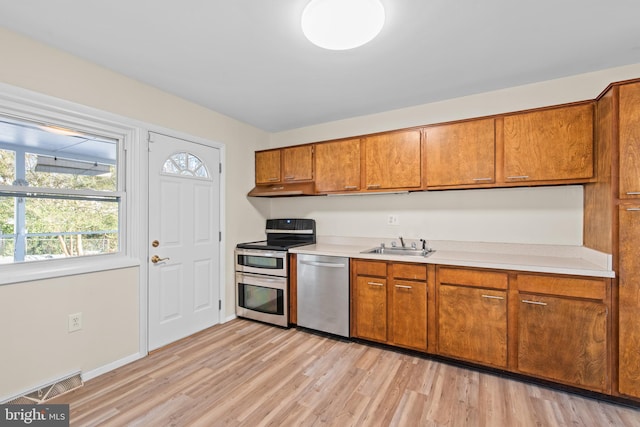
[392,263,427,281]
[354,260,387,277]
[438,267,508,290]
[516,274,606,301]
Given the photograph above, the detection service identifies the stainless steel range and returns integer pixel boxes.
[235,218,316,327]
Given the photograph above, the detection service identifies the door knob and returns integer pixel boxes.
[151,255,170,263]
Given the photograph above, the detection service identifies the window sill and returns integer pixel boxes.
[0,254,140,286]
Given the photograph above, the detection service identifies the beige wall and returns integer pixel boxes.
[0,27,270,399]
[270,63,640,245]
[0,268,139,399]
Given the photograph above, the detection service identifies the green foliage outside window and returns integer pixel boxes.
[1,149,119,262]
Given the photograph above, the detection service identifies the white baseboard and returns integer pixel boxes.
[224,314,237,323]
[81,352,144,382]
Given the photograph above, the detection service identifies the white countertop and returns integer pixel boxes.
[289,237,615,278]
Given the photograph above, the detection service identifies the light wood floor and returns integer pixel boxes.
[53,319,640,426]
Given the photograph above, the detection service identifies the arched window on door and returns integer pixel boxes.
[162,152,209,178]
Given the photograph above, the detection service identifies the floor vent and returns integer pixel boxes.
[6,372,83,404]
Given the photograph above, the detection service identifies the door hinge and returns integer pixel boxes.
[219,300,222,310]
[219,163,222,174]
[147,132,154,151]
[219,231,222,242]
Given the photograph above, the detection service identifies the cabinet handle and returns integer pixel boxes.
[521,299,547,306]
[481,294,504,300]
[395,284,412,289]
[626,208,640,211]
[344,185,358,190]
[367,281,384,287]
[626,192,640,195]
[507,175,530,180]
[267,177,279,182]
[473,178,493,182]
[367,184,381,189]
[284,175,295,180]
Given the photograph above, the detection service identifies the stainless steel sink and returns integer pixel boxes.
[360,246,435,257]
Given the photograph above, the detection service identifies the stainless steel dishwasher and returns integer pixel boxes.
[297,254,350,337]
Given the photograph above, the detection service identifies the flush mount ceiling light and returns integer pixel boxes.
[301,0,385,50]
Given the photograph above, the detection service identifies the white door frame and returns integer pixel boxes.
[141,127,225,355]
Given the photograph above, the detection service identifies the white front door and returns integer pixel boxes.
[148,131,221,350]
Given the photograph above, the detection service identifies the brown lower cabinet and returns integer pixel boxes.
[437,267,508,368]
[514,274,611,393]
[389,264,428,351]
[354,274,388,342]
[516,292,608,392]
[349,262,614,396]
[619,206,640,398]
[351,260,429,351]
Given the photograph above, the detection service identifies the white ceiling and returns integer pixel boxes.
[1,1,639,132]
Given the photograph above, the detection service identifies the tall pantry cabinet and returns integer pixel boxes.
[617,82,640,398]
[585,79,640,400]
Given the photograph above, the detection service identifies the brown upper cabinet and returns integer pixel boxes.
[363,129,422,190]
[424,118,495,187]
[502,103,594,183]
[619,82,640,199]
[250,80,639,197]
[255,145,314,185]
[255,149,281,184]
[315,138,361,193]
[282,145,314,182]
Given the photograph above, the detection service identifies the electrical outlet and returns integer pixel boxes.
[68,312,82,332]
[387,215,400,226]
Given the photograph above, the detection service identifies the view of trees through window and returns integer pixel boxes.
[0,119,120,264]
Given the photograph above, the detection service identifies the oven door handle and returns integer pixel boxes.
[237,250,284,258]
[300,260,347,268]
[238,272,285,282]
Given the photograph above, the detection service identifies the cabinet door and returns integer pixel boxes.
[354,275,387,342]
[619,83,640,199]
[619,206,640,398]
[425,119,495,187]
[282,145,313,182]
[438,285,507,367]
[390,279,427,350]
[503,103,594,182]
[517,294,608,392]
[255,150,281,184]
[364,130,421,190]
[315,138,360,193]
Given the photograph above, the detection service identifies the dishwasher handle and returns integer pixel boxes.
[300,260,347,268]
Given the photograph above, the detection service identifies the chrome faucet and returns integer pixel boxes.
[420,238,428,251]
[399,236,405,248]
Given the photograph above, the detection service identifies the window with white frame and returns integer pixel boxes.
[0,115,122,264]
